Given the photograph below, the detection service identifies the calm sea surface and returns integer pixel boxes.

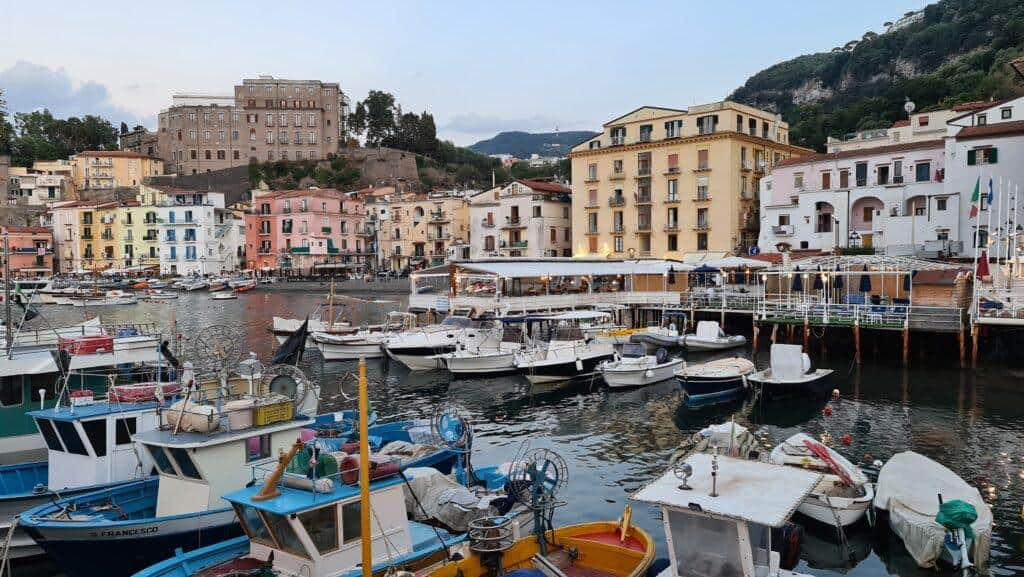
[15,290,1024,577]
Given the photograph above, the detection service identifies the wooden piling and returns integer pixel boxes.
[971,325,979,368]
[803,319,809,350]
[854,322,862,365]
[771,324,778,344]
[902,328,909,364]
[958,325,966,368]
[752,319,759,350]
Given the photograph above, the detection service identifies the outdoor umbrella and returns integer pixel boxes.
[977,250,990,281]
[667,265,676,285]
[735,267,747,285]
[791,267,804,292]
[902,270,913,292]
[812,267,824,291]
[833,270,844,289]
[859,268,872,294]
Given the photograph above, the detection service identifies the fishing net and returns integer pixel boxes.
[935,499,978,539]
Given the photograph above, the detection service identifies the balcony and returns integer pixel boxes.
[611,137,625,146]
[741,160,753,171]
[481,219,496,228]
[609,172,625,181]
[321,226,332,234]
[636,194,652,205]
[428,231,451,241]
[143,235,158,242]
[81,233,93,240]
[290,246,311,253]
[584,202,600,210]
[429,211,449,223]
[772,224,794,236]
[636,167,651,177]
[501,241,528,250]
[502,218,525,229]
[694,192,711,202]
[584,228,600,235]
[584,175,599,184]
[637,220,652,232]
[327,247,340,254]
[693,223,710,231]
[609,197,626,207]
[613,225,625,233]
[664,167,681,175]
[664,196,680,204]
[694,165,711,173]
[663,223,680,232]
[100,233,114,241]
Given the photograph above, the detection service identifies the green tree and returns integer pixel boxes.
[8,110,118,166]
[0,88,11,156]
[352,90,398,146]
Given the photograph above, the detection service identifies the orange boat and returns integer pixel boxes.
[131,281,149,289]
[233,282,256,293]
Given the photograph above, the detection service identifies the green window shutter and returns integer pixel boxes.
[967,150,976,165]
[988,148,998,163]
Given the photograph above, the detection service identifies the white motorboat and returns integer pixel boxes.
[383,316,498,371]
[68,290,138,307]
[514,324,614,384]
[679,320,747,351]
[211,292,238,301]
[769,432,874,528]
[312,312,418,361]
[632,453,822,577]
[874,451,992,572]
[597,344,682,387]
[439,324,528,376]
[142,289,177,300]
[747,344,833,400]
[180,279,209,291]
[629,321,683,350]
[675,357,756,403]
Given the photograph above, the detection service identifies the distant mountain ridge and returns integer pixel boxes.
[468,130,599,158]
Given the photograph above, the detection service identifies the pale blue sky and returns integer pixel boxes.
[0,0,928,145]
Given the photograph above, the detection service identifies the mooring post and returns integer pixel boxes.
[803,319,809,350]
[971,325,979,368]
[752,318,759,351]
[854,321,862,365]
[958,325,966,368]
[902,328,909,364]
[771,323,778,344]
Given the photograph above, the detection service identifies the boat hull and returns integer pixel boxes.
[798,487,873,527]
[518,352,614,384]
[748,369,834,400]
[600,360,682,388]
[677,375,747,404]
[442,352,518,376]
[385,346,454,371]
[680,335,747,351]
[318,341,384,360]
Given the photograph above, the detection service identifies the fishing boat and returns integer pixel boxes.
[232,280,256,293]
[439,323,529,377]
[678,320,747,351]
[514,324,615,384]
[874,451,992,572]
[383,316,498,371]
[768,433,874,528]
[631,452,821,577]
[311,312,417,361]
[0,391,168,559]
[597,344,682,388]
[747,344,833,399]
[674,357,755,404]
[208,279,229,292]
[181,280,210,292]
[67,289,138,306]
[212,292,238,301]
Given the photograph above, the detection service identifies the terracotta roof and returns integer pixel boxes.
[891,120,910,128]
[76,150,163,161]
[951,100,1006,112]
[776,139,943,168]
[3,226,52,234]
[515,179,571,194]
[955,120,1024,141]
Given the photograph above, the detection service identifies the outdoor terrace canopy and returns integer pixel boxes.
[412,258,694,279]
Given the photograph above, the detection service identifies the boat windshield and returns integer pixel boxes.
[621,343,645,358]
[441,316,474,328]
[500,327,524,343]
[550,326,584,341]
[667,508,743,577]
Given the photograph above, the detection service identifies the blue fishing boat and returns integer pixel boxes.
[20,400,460,577]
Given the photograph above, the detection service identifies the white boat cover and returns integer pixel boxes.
[874,451,992,569]
[401,467,508,532]
[769,433,868,486]
[769,344,811,381]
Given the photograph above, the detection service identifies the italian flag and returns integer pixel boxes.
[969,176,981,219]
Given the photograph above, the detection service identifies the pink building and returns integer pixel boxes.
[245,188,367,275]
[2,226,54,277]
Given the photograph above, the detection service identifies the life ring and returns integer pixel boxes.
[618,504,632,542]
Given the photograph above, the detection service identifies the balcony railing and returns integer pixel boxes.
[694,222,710,231]
[481,220,495,228]
[664,167,680,175]
[637,167,651,177]
[611,137,625,146]
[428,231,451,240]
[665,196,680,204]
[430,211,448,222]
[503,218,524,228]
[637,220,652,231]
[609,172,625,181]
[609,197,626,207]
[772,225,794,236]
[695,191,711,202]
[664,223,679,232]
[694,164,710,172]
[636,194,652,205]
[585,227,599,235]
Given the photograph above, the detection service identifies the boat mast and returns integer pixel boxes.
[359,358,372,577]
[328,276,335,332]
[3,229,11,349]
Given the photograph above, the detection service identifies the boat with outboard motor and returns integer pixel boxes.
[747,344,833,399]
[597,344,682,388]
[67,289,138,307]
[628,312,686,351]
[679,320,746,351]
[438,323,529,377]
[674,357,756,404]
[514,324,614,384]
[631,452,822,577]
[383,316,498,371]
[768,432,874,528]
[311,312,418,361]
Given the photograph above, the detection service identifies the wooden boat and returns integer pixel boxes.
[232,281,256,293]
[747,344,833,400]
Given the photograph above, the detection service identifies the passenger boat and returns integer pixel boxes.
[143,289,178,300]
[383,316,497,371]
[747,344,833,400]
[679,320,747,351]
[181,280,210,291]
[597,344,682,388]
[514,324,614,384]
[632,452,821,577]
[439,323,528,376]
[768,432,874,528]
[874,451,992,572]
[674,357,755,404]
[0,391,168,559]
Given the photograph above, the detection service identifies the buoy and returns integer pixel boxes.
[841,434,852,446]
[831,389,840,400]
[823,406,833,416]
[864,453,873,462]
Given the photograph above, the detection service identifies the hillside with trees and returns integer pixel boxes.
[0,94,119,166]
[730,0,1024,150]
[468,130,598,158]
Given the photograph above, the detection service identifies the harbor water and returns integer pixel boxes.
[15,290,1024,577]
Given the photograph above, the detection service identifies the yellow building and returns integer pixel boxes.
[72,151,164,194]
[568,101,810,259]
[378,192,470,270]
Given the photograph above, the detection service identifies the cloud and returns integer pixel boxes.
[0,60,142,124]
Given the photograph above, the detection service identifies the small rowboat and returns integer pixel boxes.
[212,292,238,301]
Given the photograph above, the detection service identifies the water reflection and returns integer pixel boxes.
[21,293,1024,577]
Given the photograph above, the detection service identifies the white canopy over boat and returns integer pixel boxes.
[874,451,992,569]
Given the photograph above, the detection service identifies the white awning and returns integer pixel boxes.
[703,256,771,269]
[439,258,692,280]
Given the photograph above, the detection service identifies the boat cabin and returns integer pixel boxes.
[133,401,311,519]
[631,453,821,577]
[28,400,161,491]
[225,473,448,577]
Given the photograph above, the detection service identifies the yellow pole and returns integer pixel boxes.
[359,358,372,577]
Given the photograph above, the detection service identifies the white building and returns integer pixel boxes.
[759,139,956,257]
[825,106,960,153]
[7,168,67,206]
[155,190,235,276]
[468,179,572,259]
[944,96,1024,259]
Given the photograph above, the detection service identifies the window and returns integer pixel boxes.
[204,150,211,160]
[877,165,889,185]
[169,447,202,480]
[610,126,626,145]
[203,130,211,140]
[300,506,339,554]
[639,124,653,142]
[696,177,709,200]
[235,504,277,548]
[0,376,23,406]
[668,234,678,251]
[249,129,256,141]
[697,233,708,250]
[613,159,623,174]
[82,419,107,457]
[550,227,557,243]
[588,236,598,253]
[893,160,903,183]
[977,114,987,126]
[696,115,718,135]
[115,418,136,445]
[1001,108,1012,120]
[533,206,542,218]
[918,115,929,127]
[55,420,88,455]
[588,212,598,233]
[665,120,682,138]
[937,197,948,211]
[855,162,867,187]
[794,173,804,189]
[562,207,570,219]
[342,501,363,543]
[37,418,64,451]
[246,434,271,462]
[587,163,597,181]
[697,149,709,170]
[637,152,651,175]
[613,236,624,252]
[189,130,197,140]
[863,207,874,223]
[667,179,678,201]
[915,162,931,182]
[146,445,175,474]
[968,148,998,165]
[667,153,679,172]
[778,214,790,226]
